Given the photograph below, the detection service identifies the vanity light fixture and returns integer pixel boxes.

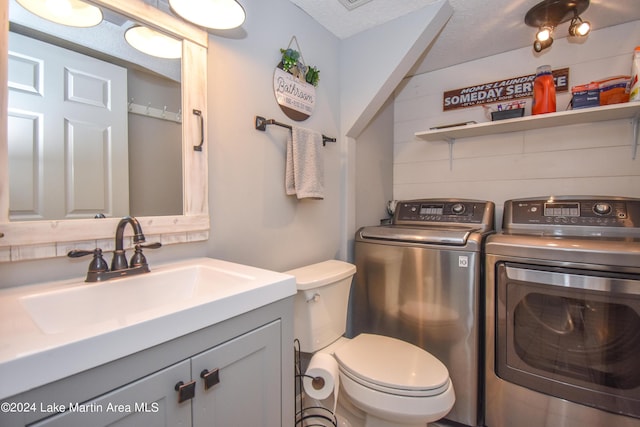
[169,0,246,30]
[525,0,591,53]
[16,0,103,27]
[125,25,182,59]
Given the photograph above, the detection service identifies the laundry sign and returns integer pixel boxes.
[443,68,569,111]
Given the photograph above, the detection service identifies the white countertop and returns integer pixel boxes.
[0,257,296,400]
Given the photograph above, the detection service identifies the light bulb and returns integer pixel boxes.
[577,21,590,35]
[536,27,552,42]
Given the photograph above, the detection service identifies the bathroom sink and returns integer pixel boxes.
[0,257,296,400]
[20,262,258,334]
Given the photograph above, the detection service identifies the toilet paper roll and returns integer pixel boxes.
[303,352,340,412]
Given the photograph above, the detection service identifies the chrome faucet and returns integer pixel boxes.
[68,216,161,282]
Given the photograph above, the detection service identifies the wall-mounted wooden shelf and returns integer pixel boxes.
[415,102,640,169]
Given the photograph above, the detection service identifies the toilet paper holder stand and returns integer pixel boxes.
[294,339,338,427]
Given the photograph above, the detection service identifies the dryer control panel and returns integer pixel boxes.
[503,196,640,236]
[393,199,494,229]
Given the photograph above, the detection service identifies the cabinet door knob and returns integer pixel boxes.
[175,380,196,403]
[200,368,220,390]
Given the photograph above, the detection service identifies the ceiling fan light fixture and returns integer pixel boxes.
[16,0,103,27]
[125,25,182,59]
[169,0,246,30]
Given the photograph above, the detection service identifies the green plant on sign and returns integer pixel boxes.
[280,48,320,87]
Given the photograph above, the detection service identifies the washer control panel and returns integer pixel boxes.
[505,197,640,233]
[394,199,493,227]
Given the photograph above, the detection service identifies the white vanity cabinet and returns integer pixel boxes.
[0,298,294,427]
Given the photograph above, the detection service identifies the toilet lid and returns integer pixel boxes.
[334,334,450,396]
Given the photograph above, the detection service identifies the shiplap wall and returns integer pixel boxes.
[393,20,640,227]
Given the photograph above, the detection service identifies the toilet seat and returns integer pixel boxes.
[333,334,450,397]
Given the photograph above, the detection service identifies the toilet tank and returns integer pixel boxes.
[285,260,356,353]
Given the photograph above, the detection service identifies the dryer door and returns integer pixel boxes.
[496,262,640,418]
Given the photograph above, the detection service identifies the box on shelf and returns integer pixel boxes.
[572,82,599,109]
[491,108,525,121]
[597,76,630,105]
[572,76,630,109]
[485,100,527,121]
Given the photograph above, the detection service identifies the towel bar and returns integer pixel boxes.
[255,116,336,146]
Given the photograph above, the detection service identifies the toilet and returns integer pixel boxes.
[287,260,455,427]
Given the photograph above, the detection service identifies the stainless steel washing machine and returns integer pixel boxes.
[485,196,640,427]
[350,198,495,427]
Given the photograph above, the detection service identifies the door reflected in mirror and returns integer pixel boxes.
[8,0,183,221]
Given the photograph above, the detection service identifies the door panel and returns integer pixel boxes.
[8,31,128,220]
[192,321,282,427]
[496,262,640,418]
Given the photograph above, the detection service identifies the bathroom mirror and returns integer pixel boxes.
[0,0,209,261]
[8,0,183,220]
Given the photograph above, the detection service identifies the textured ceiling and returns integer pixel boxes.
[289,0,640,74]
[288,0,440,39]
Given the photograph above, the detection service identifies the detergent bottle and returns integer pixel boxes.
[532,65,556,115]
[630,46,640,101]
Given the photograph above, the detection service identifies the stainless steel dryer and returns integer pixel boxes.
[485,196,640,427]
[350,198,495,427]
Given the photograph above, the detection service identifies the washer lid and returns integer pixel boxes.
[334,334,450,393]
[359,225,472,245]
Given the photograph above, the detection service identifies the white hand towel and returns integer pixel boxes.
[285,126,324,199]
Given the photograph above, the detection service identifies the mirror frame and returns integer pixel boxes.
[0,0,209,262]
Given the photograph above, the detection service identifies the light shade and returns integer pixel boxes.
[16,0,103,27]
[169,0,246,30]
[125,26,182,59]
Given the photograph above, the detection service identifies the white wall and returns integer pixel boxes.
[355,98,394,231]
[393,20,640,226]
[205,0,342,272]
[340,0,452,137]
[205,0,449,271]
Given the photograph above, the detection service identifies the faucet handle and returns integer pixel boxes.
[140,242,162,250]
[68,248,109,273]
[68,249,94,258]
[89,249,109,272]
[129,242,162,268]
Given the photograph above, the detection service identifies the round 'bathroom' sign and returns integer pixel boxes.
[273,67,316,121]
